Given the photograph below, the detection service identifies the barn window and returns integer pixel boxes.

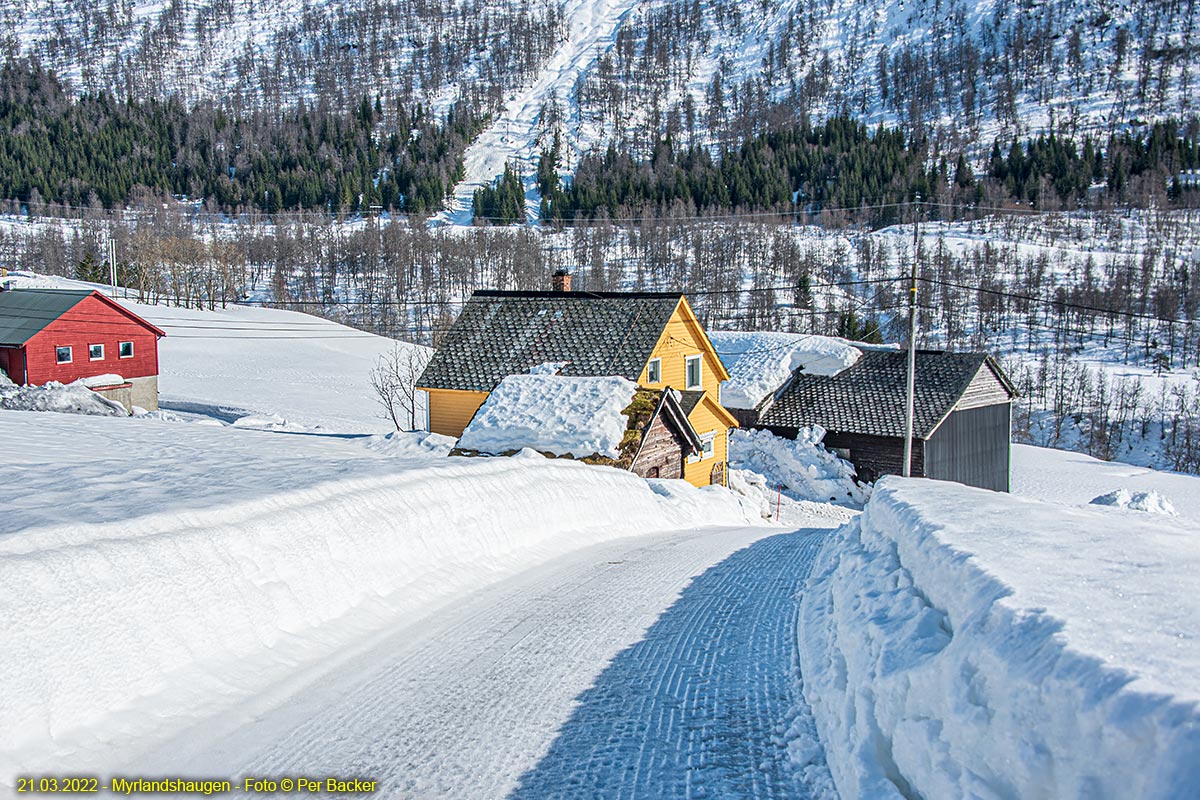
[55,346,72,364]
[685,355,702,389]
[119,341,134,358]
[647,358,661,383]
[89,344,104,361]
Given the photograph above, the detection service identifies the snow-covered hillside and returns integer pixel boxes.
[7,0,1193,203]
[4,272,422,432]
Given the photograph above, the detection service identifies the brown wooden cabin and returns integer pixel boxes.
[756,350,1016,492]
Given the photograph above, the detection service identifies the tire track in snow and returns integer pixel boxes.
[129,525,836,798]
[438,0,643,225]
[511,529,834,799]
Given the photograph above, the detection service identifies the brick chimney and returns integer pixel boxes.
[552,269,571,292]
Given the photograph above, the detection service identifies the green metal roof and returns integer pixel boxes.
[0,289,95,346]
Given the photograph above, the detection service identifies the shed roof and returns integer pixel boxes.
[0,288,165,346]
[759,350,1014,439]
[418,290,685,392]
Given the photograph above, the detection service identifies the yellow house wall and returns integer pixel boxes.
[684,399,732,488]
[639,305,726,397]
[423,388,489,437]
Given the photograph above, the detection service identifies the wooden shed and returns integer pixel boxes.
[756,350,1016,491]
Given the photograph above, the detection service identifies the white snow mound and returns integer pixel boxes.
[799,477,1200,800]
[1089,488,1178,516]
[457,374,638,458]
[0,452,757,777]
[730,427,867,507]
[709,331,861,410]
[0,379,128,416]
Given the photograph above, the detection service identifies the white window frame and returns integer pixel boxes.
[685,355,702,390]
[89,343,104,361]
[56,346,72,364]
[646,357,662,384]
[689,431,717,463]
[119,340,134,359]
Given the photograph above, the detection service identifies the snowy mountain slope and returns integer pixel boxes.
[801,477,1200,799]
[4,272,421,432]
[440,0,643,224]
[7,0,1193,209]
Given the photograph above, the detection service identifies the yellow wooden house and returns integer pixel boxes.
[416,286,739,487]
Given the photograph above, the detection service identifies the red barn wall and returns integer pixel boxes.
[25,295,159,385]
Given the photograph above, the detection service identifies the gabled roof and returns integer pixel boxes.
[759,350,1014,439]
[418,290,685,392]
[0,288,165,346]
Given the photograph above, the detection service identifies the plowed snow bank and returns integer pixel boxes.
[1,446,756,777]
[799,478,1200,800]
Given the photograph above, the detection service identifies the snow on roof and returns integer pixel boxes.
[456,375,638,458]
[707,331,862,410]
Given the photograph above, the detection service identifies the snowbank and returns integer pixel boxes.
[729,427,867,507]
[708,331,861,409]
[1090,488,1178,515]
[799,478,1200,800]
[456,374,638,458]
[0,444,756,777]
[0,378,128,416]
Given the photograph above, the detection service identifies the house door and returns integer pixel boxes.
[710,461,725,486]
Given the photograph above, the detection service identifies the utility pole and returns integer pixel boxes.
[902,195,920,478]
[108,238,117,297]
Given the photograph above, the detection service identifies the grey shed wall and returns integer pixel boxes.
[924,402,1011,492]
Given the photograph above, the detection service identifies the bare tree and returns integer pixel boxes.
[369,344,434,431]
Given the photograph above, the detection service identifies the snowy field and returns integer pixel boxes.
[4,271,422,432]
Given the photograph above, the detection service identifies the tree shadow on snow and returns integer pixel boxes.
[508,529,832,800]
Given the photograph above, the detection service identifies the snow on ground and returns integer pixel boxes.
[800,477,1200,800]
[456,374,637,458]
[0,409,761,784]
[1090,488,1178,516]
[1013,443,1200,525]
[3,272,423,432]
[729,427,867,510]
[0,373,128,416]
[709,330,861,410]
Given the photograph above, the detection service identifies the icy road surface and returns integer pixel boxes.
[130,524,837,798]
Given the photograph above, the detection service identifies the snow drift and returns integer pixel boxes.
[799,478,1200,800]
[1090,488,1178,516]
[0,374,128,416]
[729,427,866,507]
[708,331,861,410]
[0,453,756,778]
[456,374,638,458]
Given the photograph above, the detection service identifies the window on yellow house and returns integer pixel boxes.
[685,355,702,389]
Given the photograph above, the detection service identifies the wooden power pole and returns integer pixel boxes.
[902,196,920,477]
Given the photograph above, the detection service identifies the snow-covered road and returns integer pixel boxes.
[129,524,837,798]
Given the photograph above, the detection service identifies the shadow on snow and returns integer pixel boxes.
[509,529,833,800]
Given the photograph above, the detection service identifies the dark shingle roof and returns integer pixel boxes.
[0,289,95,346]
[418,290,683,392]
[759,350,1011,439]
[675,390,705,416]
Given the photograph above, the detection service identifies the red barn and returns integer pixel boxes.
[0,288,166,411]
